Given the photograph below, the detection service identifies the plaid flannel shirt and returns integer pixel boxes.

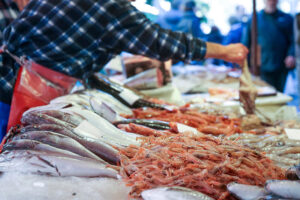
[1,0,207,104]
[0,0,19,104]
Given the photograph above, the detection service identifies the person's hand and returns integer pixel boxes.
[284,56,296,69]
[205,42,248,66]
[223,43,249,65]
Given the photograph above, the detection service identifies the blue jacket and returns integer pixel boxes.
[242,10,294,72]
[223,23,244,45]
[156,9,183,31]
[176,11,203,38]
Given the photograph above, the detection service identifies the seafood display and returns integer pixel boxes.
[125,107,242,136]
[119,134,285,200]
[0,72,299,200]
[227,133,300,168]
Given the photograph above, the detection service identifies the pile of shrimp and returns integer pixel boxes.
[124,107,242,136]
[117,123,175,137]
[119,134,285,200]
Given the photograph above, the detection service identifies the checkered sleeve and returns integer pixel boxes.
[0,0,19,104]
[101,0,207,62]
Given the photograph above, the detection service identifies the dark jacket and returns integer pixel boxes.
[242,10,294,72]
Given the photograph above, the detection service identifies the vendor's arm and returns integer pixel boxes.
[205,42,248,65]
[103,0,248,64]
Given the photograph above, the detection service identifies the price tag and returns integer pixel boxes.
[119,89,140,106]
[285,128,300,141]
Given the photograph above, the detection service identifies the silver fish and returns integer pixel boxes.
[90,97,124,123]
[0,150,117,178]
[266,180,300,199]
[12,131,104,162]
[227,183,267,200]
[22,110,83,127]
[21,112,77,129]
[141,187,215,200]
[20,124,120,164]
[83,89,133,115]
[50,94,91,109]
[3,139,79,157]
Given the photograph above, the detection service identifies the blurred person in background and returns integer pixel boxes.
[224,5,248,45]
[176,0,204,38]
[156,0,182,31]
[242,0,295,92]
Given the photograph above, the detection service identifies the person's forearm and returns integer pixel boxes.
[205,42,249,64]
[205,42,226,59]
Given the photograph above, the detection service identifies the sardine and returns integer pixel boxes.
[0,150,117,178]
[227,183,267,200]
[141,187,215,200]
[12,131,104,162]
[19,124,120,164]
[265,180,300,199]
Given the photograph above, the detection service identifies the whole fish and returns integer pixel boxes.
[114,119,171,130]
[90,97,124,123]
[227,183,267,200]
[0,150,117,178]
[266,180,300,199]
[22,103,72,117]
[21,112,76,128]
[12,131,104,162]
[67,109,140,147]
[22,110,83,127]
[3,139,80,157]
[19,124,120,164]
[84,89,133,115]
[141,187,215,200]
[85,73,173,110]
[50,94,91,109]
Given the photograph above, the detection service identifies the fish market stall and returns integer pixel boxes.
[0,69,299,200]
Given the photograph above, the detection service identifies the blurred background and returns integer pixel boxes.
[130,0,300,108]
